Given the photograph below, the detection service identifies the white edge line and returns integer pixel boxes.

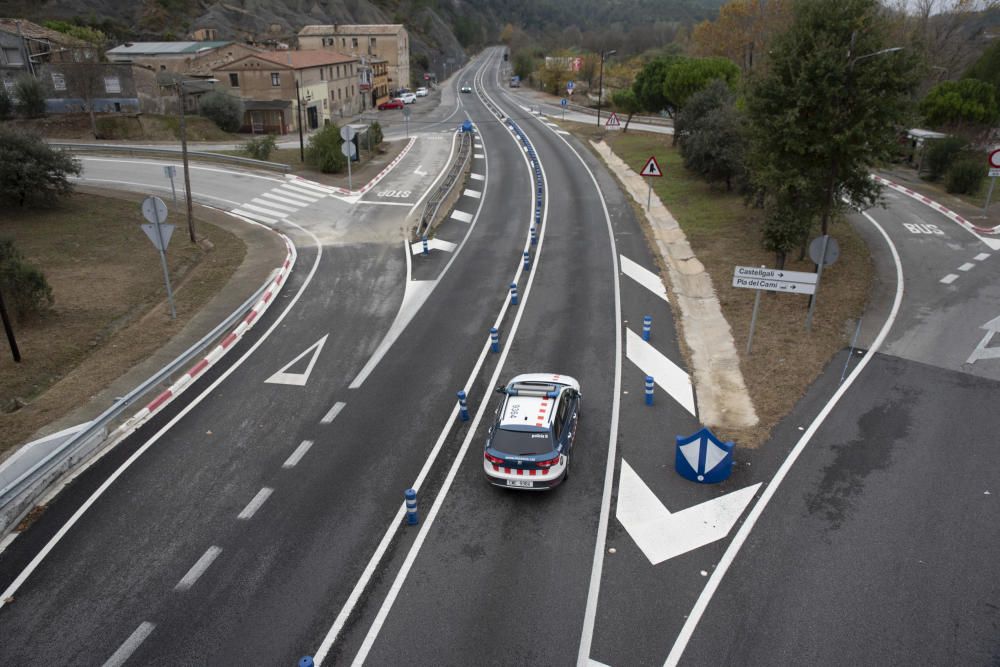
[237,487,274,520]
[662,208,904,666]
[283,440,315,469]
[0,219,323,611]
[102,621,156,667]
[174,545,222,591]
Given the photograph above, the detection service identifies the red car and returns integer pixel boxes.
[378,98,405,110]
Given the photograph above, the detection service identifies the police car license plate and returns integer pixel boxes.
[506,479,533,488]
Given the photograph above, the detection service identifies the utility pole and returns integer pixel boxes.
[177,81,196,244]
[296,78,305,162]
[596,49,616,128]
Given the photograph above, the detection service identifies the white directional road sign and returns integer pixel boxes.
[733,265,817,294]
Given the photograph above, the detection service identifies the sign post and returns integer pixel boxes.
[163,165,178,211]
[340,125,357,192]
[732,265,818,353]
[141,196,177,319]
[560,97,568,121]
[805,235,839,331]
[639,155,663,210]
[986,148,1000,214]
[402,106,411,138]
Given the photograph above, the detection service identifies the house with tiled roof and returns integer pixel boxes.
[298,24,410,92]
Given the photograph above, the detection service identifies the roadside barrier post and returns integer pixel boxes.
[457,390,470,421]
[405,488,419,525]
[490,327,500,353]
[299,657,314,667]
[645,376,655,406]
[523,251,531,271]
[530,227,538,246]
[422,236,429,256]
[642,315,652,342]
[509,283,519,306]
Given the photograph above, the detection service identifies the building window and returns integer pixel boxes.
[160,65,166,71]
[104,76,121,94]
[342,38,347,48]
[323,99,327,109]
[51,72,66,91]
[320,68,324,81]
[336,65,340,78]
[229,72,239,87]
[2,47,23,65]
[271,72,280,86]
[337,88,341,100]
[370,37,376,48]
[352,37,358,48]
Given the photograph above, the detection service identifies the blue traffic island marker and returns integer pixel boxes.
[421,236,429,256]
[509,283,519,306]
[299,657,314,667]
[490,327,500,353]
[675,427,735,484]
[405,488,419,525]
[523,251,531,270]
[642,315,652,341]
[457,390,470,421]
[644,376,654,405]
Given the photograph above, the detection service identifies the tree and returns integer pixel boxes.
[0,85,12,120]
[610,88,641,132]
[920,78,999,130]
[512,51,535,81]
[57,63,106,138]
[963,39,1000,103]
[0,239,53,321]
[676,81,746,191]
[14,76,47,118]
[0,128,81,206]
[632,56,683,116]
[746,0,920,239]
[198,91,244,132]
[663,57,741,111]
[691,0,793,77]
[305,123,347,174]
[241,134,277,161]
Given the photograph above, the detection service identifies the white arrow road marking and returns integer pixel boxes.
[625,329,696,415]
[620,254,668,302]
[967,315,1000,363]
[616,460,761,565]
[409,238,457,255]
[265,334,328,386]
[414,165,428,176]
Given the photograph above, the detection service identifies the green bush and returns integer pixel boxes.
[0,239,54,321]
[0,127,81,206]
[14,75,47,118]
[0,86,12,120]
[945,157,984,195]
[242,134,277,161]
[364,121,384,151]
[198,91,243,132]
[305,124,347,173]
[923,137,965,181]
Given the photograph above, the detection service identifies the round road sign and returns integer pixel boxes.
[989,149,1000,169]
[809,235,840,266]
[141,196,168,224]
[340,125,357,142]
[340,142,357,159]
[560,98,568,107]
[402,107,412,119]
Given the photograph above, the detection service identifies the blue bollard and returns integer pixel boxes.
[457,390,470,421]
[510,283,519,306]
[422,236,429,256]
[645,376,655,406]
[535,210,542,223]
[523,251,531,270]
[642,315,652,341]
[490,327,500,353]
[530,227,538,245]
[299,658,314,667]
[405,488,419,525]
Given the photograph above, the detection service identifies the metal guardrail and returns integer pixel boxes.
[49,143,292,172]
[416,131,474,238]
[0,276,273,534]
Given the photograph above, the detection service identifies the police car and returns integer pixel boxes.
[483,374,581,490]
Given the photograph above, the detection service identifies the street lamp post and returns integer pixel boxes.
[596,49,616,128]
[295,77,305,163]
[178,82,196,244]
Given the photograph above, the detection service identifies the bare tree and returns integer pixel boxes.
[58,62,106,138]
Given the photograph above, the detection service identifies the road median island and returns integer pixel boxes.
[569,123,873,447]
[0,188,285,462]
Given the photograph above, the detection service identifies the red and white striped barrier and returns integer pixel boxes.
[121,233,296,429]
[873,175,999,235]
[335,136,418,196]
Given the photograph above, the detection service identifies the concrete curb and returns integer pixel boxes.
[873,175,1000,235]
[591,140,758,430]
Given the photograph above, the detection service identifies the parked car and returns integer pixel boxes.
[483,374,582,490]
[378,98,405,110]
[415,87,429,97]
[400,92,417,104]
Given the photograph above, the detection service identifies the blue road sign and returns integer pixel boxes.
[561,98,568,107]
[567,80,575,90]
[675,427,734,484]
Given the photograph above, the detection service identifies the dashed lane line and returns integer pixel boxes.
[237,488,274,520]
[320,402,346,425]
[940,273,959,284]
[283,440,315,468]
[102,621,155,667]
[174,546,222,592]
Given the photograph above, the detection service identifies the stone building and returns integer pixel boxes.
[298,24,410,93]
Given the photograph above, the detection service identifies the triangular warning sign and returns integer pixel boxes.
[640,156,663,177]
[265,334,328,386]
[605,112,621,128]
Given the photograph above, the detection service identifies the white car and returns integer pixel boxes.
[415,87,429,97]
[400,92,417,104]
[460,85,473,94]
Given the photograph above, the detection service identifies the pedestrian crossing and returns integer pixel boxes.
[231,177,335,224]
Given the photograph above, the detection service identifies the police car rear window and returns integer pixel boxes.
[491,427,553,455]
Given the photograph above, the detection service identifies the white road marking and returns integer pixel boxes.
[625,329,695,415]
[409,238,458,254]
[237,487,274,520]
[940,273,959,284]
[280,183,329,198]
[285,179,336,194]
[665,208,905,665]
[958,262,975,272]
[283,440,315,468]
[231,208,278,224]
[616,460,760,564]
[0,219,323,613]
[242,202,289,218]
[174,546,222,591]
[470,173,485,181]
[261,192,312,207]
[450,210,474,223]
[251,197,297,213]
[557,130,571,135]
[974,253,991,261]
[966,315,1000,364]
[264,334,328,386]
[620,254,668,302]
[473,153,485,158]
[320,402,346,425]
[463,188,482,199]
[102,621,155,667]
